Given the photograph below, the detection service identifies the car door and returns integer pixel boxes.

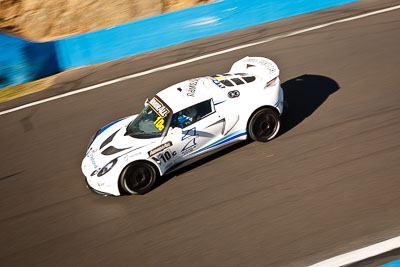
[166,99,225,162]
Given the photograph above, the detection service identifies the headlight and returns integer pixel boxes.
[97,158,118,177]
[87,129,100,150]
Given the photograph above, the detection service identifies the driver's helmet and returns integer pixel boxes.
[176,107,197,128]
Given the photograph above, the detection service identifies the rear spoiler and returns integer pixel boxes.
[229,56,280,82]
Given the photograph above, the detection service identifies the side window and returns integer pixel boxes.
[171,99,215,128]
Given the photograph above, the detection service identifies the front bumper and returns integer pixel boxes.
[84,176,115,197]
[82,154,122,196]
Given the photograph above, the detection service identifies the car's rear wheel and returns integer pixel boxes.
[120,162,158,195]
[248,107,280,142]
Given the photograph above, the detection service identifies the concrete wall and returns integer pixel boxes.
[0,0,357,89]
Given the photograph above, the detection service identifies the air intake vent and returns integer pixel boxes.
[100,130,118,149]
[102,146,129,155]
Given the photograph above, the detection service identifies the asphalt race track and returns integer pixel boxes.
[1,1,399,266]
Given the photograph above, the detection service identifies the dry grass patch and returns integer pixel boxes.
[0,76,55,104]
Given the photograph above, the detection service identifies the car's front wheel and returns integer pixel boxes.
[248,107,280,142]
[120,161,158,195]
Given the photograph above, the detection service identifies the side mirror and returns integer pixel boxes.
[144,98,149,107]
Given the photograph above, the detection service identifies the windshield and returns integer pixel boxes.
[126,97,171,139]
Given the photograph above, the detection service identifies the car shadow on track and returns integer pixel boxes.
[279,74,340,136]
[153,139,253,192]
[152,74,339,193]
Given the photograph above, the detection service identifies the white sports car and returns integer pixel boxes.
[82,57,284,196]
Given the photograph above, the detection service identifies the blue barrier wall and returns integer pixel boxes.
[0,0,357,89]
[0,34,60,88]
[0,34,27,87]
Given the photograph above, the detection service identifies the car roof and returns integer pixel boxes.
[156,77,216,112]
[156,74,258,112]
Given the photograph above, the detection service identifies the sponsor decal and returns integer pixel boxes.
[129,152,141,158]
[148,141,173,157]
[181,127,198,141]
[97,182,112,188]
[187,79,199,97]
[181,127,199,155]
[228,90,240,98]
[181,137,197,155]
[117,144,151,160]
[89,152,98,169]
[212,79,225,88]
[244,58,277,75]
[149,97,170,118]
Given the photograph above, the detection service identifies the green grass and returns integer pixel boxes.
[0,76,55,104]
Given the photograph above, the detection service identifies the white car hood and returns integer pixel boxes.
[85,116,155,171]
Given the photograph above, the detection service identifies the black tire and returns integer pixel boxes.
[248,107,280,142]
[120,161,158,195]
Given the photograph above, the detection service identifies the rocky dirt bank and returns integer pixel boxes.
[0,0,212,41]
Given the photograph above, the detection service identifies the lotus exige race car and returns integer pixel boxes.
[82,57,284,196]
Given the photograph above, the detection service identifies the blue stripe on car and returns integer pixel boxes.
[98,118,126,135]
[191,129,247,155]
[117,144,151,159]
[207,131,247,149]
[215,100,226,105]
[274,98,280,107]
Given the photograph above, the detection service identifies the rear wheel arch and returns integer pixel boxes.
[250,105,280,117]
[247,105,280,129]
[247,106,281,142]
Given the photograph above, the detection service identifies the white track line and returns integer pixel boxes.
[310,236,400,266]
[1,4,400,117]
